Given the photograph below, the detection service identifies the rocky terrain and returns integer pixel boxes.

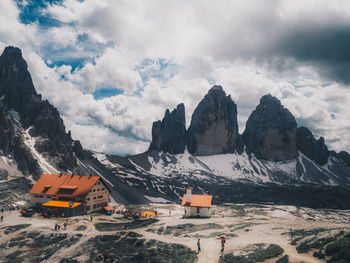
[0,203,349,263]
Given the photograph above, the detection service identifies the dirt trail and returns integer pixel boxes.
[197,238,221,263]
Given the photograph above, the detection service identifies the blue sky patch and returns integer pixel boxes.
[93,88,124,100]
[16,0,64,27]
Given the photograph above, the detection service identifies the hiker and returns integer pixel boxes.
[0,215,3,222]
[90,215,93,222]
[54,224,58,231]
[169,210,171,217]
[57,224,61,231]
[64,222,67,230]
[221,236,226,252]
[197,238,201,253]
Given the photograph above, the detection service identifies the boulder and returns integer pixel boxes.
[242,94,297,161]
[187,85,239,155]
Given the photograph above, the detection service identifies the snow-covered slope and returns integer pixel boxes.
[88,149,350,208]
[97,150,350,187]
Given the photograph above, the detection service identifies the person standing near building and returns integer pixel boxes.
[197,238,201,253]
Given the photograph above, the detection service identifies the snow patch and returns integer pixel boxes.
[23,128,59,174]
[144,195,171,203]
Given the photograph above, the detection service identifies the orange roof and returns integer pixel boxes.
[42,200,82,208]
[182,194,212,208]
[29,174,101,197]
[104,205,114,211]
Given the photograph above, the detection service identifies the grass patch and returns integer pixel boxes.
[276,255,288,263]
[154,223,223,236]
[296,237,336,253]
[324,233,350,262]
[4,224,31,234]
[95,218,158,231]
[283,228,331,245]
[220,244,283,263]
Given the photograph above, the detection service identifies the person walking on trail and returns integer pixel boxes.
[90,215,93,222]
[64,222,67,230]
[221,236,226,252]
[197,238,201,253]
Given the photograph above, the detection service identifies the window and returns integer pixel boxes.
[102,188,105,190]
[93,197,96,200]
[98,196,103,199]
[86,206,90,211]
[98,182,100,185]
[47,196,51,198]
[87,198,90,201]
[97,189,100,191]
[93,189,96,192]
[93,204,96,209]
[103,202,107,207]
[197,207,200,213]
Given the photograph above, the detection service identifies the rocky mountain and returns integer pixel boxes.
[296,127,329,165]
[0,46,77,172]
[334,151,350,167]
[1,46,350,209]
[148,103,186,154]
[187,85,241,155]
[242,94,297,161]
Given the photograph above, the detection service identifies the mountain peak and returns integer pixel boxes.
[259,93,281,106]
[149,103,186,154]
[208,85,224,93]
[0,46,37,102]
[243,94,297,161]
[187,86,240,155]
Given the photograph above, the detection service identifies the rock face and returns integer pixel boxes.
[187,85,239,155]
[0,103,41,177]
[149,103,186,154]
[336,151,350,167]
[243,94,297,161]
[296,127,329,165]
[0,46,77,171]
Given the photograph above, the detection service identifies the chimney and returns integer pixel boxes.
[186,187,192,203]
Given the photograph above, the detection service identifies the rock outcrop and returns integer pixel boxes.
[0,102,41,177]
[149,103,186,154]
[296,127,329,165]
[242,94,297,161]
[187,85,239,155]
[336,151,350,167]
[0,46,77,171]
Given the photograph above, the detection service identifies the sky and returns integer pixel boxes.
[0,0,350,155]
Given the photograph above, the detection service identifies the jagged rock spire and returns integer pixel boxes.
[187,85,240,155]
[296,127,329,165]
[149,103,186,154]
[242,94,297,161]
